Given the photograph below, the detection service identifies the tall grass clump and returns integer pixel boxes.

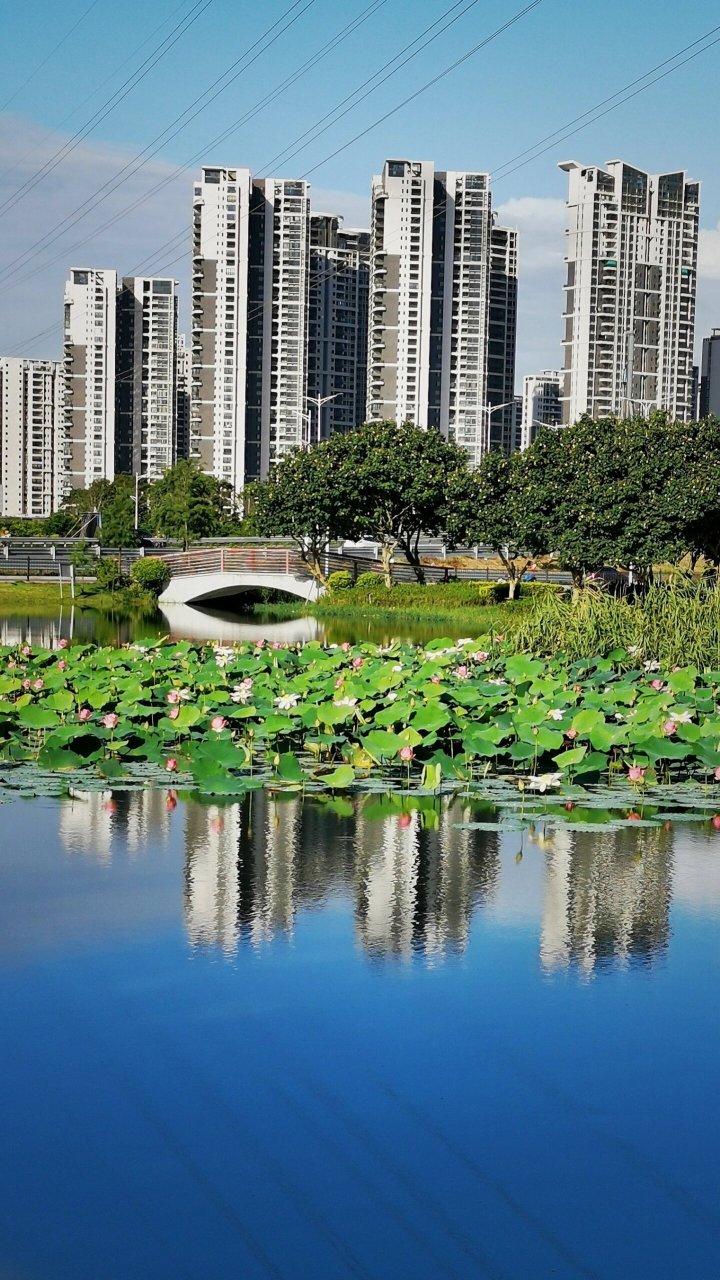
[514,580,720,668]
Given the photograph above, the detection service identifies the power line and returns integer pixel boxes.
[492,28,720,184]
[29,0,500,286]
[0,0,103,113]
[6,10,719,355]
[0,0,393,292]
[256,0,481,175]
[303,0,547,177]
[0,0,212,221]
[0,0,319,284]
[0,2,199,191]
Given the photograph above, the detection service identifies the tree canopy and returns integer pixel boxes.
[147,460,240,548]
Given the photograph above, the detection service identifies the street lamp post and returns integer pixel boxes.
[305,393,340,446]
[479,400,516,463]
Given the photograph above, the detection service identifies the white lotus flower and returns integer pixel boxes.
[333,696,357,708]
[673,709,693,723]
[386,692,398,702]
[231,684,253,704]
[547,709,564,721]
[274,693,299,711]
[527,773,563,792]
[643,660,660,672]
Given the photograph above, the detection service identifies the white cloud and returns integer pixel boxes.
[0,115,195,357]
[311,187,369,229]
[698,220,720,280]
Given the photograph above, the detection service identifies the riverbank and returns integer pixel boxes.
[0,581,156,615]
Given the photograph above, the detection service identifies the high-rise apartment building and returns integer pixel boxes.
[521,369,562,449]
[699,329,720,417]
[116,276,178,479]
[191,166,312,490]
[63,267,118,488]
[560,160,700,424]
[487,224,519,452]
[175,334,191,460]
[307,214,369,438]
[246,177,311,480]
[191,166,251,490]
[367,159,518,464]
[0,357,65,517]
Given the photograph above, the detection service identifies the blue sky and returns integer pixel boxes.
[1,0,719,378]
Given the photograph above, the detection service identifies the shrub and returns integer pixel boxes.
[131,556,170,595]
[95,557,128,591]
[354,571,386,593]
[326,570,354,593]
[518,581,565,598]
[477,582,509,604]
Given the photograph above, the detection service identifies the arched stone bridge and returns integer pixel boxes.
[156,547,329,606]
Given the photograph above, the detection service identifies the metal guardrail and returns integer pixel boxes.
[150,546,573,587]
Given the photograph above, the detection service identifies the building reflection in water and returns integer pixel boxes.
[539,824,672,974]
[55,790,699,968]
[59,787,173,863]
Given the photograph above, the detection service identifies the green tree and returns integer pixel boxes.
[253,446,356,584]
[62,476,146,546]
[516,415,712,590]
[147,460,239,548]
[326,421,470,584]
[446,452,540,598]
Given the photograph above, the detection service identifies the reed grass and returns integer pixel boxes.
[514,581,720,668]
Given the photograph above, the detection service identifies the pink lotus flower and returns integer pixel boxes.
[650,679,665,691]
[714,767,720,782]
[102,712,119,729]
[341,642,350,653]
[334,676,344,688]
[32,678,44,691]
[57,660,68,672]
[6,659,16,669]
[271,641,282,650]
[21,679,30,689]
[430,674,441,684]
[168,706,180,721]
[627,766,646,783]
[565,727,578,740]
[399,745,414,763]
[78,708,91,722]
[474,651,489,663]
[165,757,178,773]
[58,638,69,649]
[352,656,364,669]
[21,646,31,658]
[454,665,470,679]
[662,720,677,736]
[210,715,226,732]
[167,689,181,704]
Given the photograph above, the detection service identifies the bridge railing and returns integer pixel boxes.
[150,546,574,587]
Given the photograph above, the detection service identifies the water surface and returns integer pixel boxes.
[0,791,718,1279]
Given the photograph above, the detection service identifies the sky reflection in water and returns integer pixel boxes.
[0,793,719,1279]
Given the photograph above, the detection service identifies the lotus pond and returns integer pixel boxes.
[0,635,720,798]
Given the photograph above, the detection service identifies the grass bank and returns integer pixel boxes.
[252,579,555,635]
[0,581,156,615]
